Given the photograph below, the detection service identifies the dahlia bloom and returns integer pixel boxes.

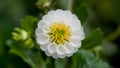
[35,9,85,58]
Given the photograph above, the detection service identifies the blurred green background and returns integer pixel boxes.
[0,0,120,68]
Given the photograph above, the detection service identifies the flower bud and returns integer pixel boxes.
[12,28,27,41]
[24,38,34,48]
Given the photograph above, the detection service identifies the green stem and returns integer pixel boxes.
[67,0,73,11]
[106,25,120,42]
[93,46,101,58]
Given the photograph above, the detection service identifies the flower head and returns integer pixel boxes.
[36,9,85,58]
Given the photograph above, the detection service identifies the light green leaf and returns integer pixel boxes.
[74,3,88,24]
[82,28,103,49]
[21,16,38,35]
[72,49,110,68]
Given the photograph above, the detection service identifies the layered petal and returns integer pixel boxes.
[36,9,85,58]
[36,33,49,45]
[57,45,67,55]
[48,43,57,54]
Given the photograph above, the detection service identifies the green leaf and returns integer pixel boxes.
[57,0,67,9]
[82,28,103,49]
[8,42,46,68]
[21,16,38,35]
[74,3,88,24]
[72,50,110,68]
[55,59,64,68]
[9,47,36,68]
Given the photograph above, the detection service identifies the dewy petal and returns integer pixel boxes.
[48,43,57,54]
[36,33,49,45]
[57,45,66,55]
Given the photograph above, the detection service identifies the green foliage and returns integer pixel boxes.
[7,40,46,68]
[82,28,103,49]
[36,0,51,8]
[7,15,46,68]
[55,59,64,68]
[1,0,119,68]
[9,46,36,68]
[74,3,88,24]
[21,16,38,36]
[72,49,110,68]
[24,38,34,48]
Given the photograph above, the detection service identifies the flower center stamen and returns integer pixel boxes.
[48,22,71,45]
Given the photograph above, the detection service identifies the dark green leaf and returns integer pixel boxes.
[74,3,88,24]
[72,50,110,68]
[21,16,38,35]
[82,28,103,49]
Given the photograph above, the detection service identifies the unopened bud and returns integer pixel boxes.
[12,28,27,41]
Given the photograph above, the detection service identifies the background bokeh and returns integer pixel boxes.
[0,0,120,68]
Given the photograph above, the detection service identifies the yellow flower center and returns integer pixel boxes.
[48,22,71,45]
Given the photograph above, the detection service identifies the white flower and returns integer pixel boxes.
[36,9,85,58]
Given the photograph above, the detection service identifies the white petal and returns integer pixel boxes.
[71,26,85,40]
[36,33,49,45]
[52,53,58,58]
[40,44,48,51]
[45,51,51,56]
[65,43,74,54]
[42,14,56,25]
[62,14,73,26]
[38,21,50,33]
[48,10,55,15]
[38,20,46,28]
[72,14,81,26]
[48,43,57,54]
[57,54,66,58]
[73,47,78,53]
[54,10,64,22]
[35,28,43,36]
[36,9,85,58]
[57,45,66,55]
[42,26,49,33]
[66,53,73,57]
[59,55,66,58]
[71,27,80,35]
[79,26,85,40]
[70,37,82,48]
